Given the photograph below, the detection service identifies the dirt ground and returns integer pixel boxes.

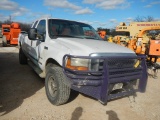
[0,38,160,120]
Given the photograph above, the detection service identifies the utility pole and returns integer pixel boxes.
[9,15,11,23]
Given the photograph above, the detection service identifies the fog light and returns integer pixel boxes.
[112,83,123,91]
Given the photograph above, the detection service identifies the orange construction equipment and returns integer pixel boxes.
[148,40,160,56]
[127,39,136,51]
[135,26,160,54]
[137,27,160,38]
[2,22,21,47]
[115,22,160,55]
[115,22,160,49]
[98,30,106,40]
[115,22,160,78]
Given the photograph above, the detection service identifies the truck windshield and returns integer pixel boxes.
[3,27,10,32]
[48,19,102,40]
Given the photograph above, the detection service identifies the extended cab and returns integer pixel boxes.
[18,18,148,105]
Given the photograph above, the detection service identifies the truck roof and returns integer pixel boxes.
[34,17,88,25]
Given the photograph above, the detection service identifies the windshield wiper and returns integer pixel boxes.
[56,35,73,37]
[84,37,95,39]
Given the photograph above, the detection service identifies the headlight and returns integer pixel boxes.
[71,58,89,67]
[65,57,103,71]
[66,57,89,71]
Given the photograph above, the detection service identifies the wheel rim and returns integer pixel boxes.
[48,76,57,98]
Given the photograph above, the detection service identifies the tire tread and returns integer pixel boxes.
[45,64,70,105]
[19,48,27,64]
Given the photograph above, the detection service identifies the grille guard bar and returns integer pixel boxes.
[62,54,148,104]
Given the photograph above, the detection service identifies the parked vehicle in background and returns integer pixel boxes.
[18,18,148,105]
[2,22,21,47]
[115,22,160,78]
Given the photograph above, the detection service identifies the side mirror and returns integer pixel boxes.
[28,28,37,40]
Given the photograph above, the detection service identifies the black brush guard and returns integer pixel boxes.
[62,54,148,104]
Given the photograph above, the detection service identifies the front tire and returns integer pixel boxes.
[45,64,70,105]
[2,36,7,47]
[19,48,27,64]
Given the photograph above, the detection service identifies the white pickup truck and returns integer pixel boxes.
[18,18,148,105]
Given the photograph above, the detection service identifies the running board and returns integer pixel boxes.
[28,60,45,78]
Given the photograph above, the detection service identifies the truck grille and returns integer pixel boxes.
[91,58,137,71]
[98,58,142,79]
[90,58,142,79]
[108,59,135,69]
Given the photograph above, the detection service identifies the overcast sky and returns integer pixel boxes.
[0,0,159,29]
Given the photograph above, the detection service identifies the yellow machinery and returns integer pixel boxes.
[115,22,160,78]
[115,22,160,54]
[107,36,113,42]
[116,22,160,41]
[97,30,106,40]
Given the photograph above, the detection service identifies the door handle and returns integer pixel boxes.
[44,46,48,50]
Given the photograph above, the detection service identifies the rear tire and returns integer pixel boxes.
[45,64,70,105]
[2,36,7,47]
[19,48,27,64]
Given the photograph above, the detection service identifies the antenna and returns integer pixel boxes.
[49,8,52,17]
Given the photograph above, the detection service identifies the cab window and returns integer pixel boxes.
[37,20,46,34]
[32,21,38,28]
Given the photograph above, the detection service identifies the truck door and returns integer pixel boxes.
[22,21,38,56]
[30,19,46,66]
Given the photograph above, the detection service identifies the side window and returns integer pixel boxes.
[37,20,46,34]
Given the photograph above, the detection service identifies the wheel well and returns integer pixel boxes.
[46,58,60,67]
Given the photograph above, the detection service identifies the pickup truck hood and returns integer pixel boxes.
[56,37,135,56]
